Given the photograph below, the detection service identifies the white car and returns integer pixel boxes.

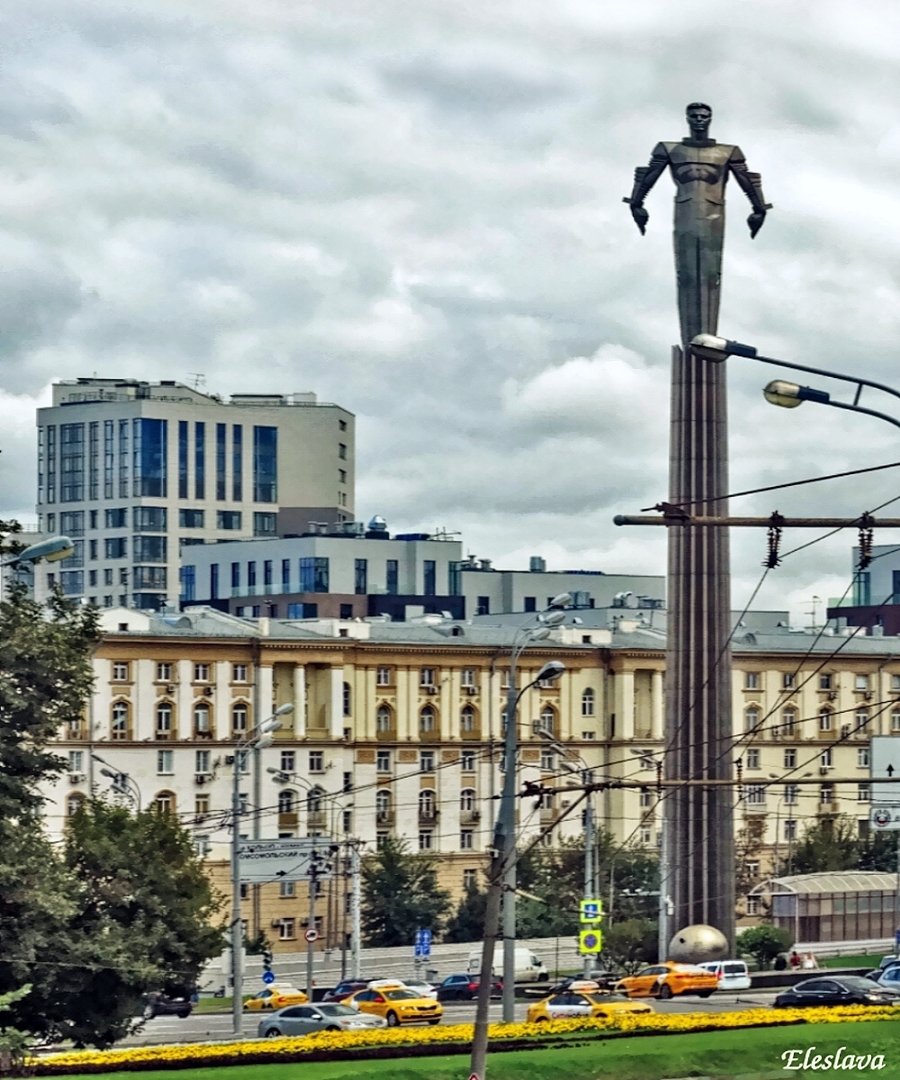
[697,960,751,992]
[402,980,438,999]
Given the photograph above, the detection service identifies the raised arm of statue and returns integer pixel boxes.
[623,144,669,235]
[728,154,773,239]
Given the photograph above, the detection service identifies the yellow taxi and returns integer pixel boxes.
[526,980,655,1022]
[614,962,718,1000]
[244,984,309,1011]
[341,980,443,1027]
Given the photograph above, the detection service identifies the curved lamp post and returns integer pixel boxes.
[1,534,75,604]
[231,702,294,1035]
[97,766,142,812]
[691,335,900,430]
[471,594,570,1080]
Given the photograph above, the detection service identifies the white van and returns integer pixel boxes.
[467,947,548,983]
[697,960,751,991]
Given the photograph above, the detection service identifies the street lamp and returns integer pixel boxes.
[1,534,75,604]
[97,766,143,812]
[230,702,294,1036]
[470,594,570,1080]
[691,335,900,430]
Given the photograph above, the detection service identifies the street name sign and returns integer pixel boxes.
[238,838,329,883]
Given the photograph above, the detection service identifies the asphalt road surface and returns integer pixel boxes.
[110,991,778,1048]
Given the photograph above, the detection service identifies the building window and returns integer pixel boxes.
[892,711,900,733]
[782,711,798,737]
[460,705,476,734]
[157,750,174,774]
[855,674,870,691]
[819,673,833,691]
[857,747,870,768]
[386,559,398,594]
[581,688,595,717]
[343,682,352,717]
[744,707,759,734]
[460,829,474,850]
[460,667,476,688]
[354,558,367,595]
[376,789,392,822]
[376,666,392,686]
[156,703,174,739]
[461,750,476,772]
[309,751,324,773]
[784,748,797,769]
[376,705,393,734]
[746,748,760,770]
[745,785,766,806]
[745,895,760,916]
[639,787,652,807]
[855,709,870,732]
[418,789,436,820]
[253,425,278,502]
[463,869,477,889]
[784,784,798,805]
[278,918,296,941]
[820,784,834,804]
[232,664,248,682]
[782,673,796,689]
[460,788,476,813]
[299,557,329,592]
[376,750,391,773]
[156,662,173,682]
[112,661,130,681]
[217,510,242,530]
[232,704,249,736]
[539,705,556,737]
[279,880,296,898]
[420,667,437,688]
[194,663,211,682]
[420,750,435,773]
[194,702,212,736]
[858,784,871,802]
[111,701,130,740]
[195,750,211,775]
[818,709,833,732]
[744,672,761,689]
[418,831,433,851]
[820,748,832,768]
[891,674,900,692]
[784,819,797,841]
[423,560,436,596]
[278,790,295,813]
[420,706,437,734]
[540,748,555,771]
[253,512,276,537]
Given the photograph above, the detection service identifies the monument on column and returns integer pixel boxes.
[624,104,771,952]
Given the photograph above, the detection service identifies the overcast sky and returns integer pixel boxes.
[3,1,900,624]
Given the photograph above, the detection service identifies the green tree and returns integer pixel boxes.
[6,802,225,1049]
[361,837,452,946]
[600,918,659,972]
[444,878,488,943]
[737,923,792,967]
[785,815,862,875]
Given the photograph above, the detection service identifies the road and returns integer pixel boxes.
[117,991,778,1048]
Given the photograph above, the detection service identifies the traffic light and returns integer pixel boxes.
[262,945,274,972]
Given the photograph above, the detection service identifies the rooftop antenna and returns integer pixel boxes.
[188,373,207,391]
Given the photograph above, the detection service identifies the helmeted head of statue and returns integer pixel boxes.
[685,102,713,139]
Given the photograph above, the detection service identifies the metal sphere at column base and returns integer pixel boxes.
[667,924,729,964]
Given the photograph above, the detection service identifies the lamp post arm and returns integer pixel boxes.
[813,397,900,431]
[750,351,900,406]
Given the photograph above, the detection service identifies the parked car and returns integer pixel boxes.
[322,979,371,1003]
[257,1003,387,1038]
[774,976,900,1009]
[697,960,751,992]
[244,985,309,1011]
[614,962,718,1000]
[436,973,503,1001]
[526,981,654,1022]
[341,981,443,1026]
[548,971,619,994]
[875,965,900,992]
[141,992,193,1019]
[402,980,438,999]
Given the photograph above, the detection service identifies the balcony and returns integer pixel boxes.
[375,810,395,826]
[307,811,327,828]
[278,812,298,828]
[460,809,481,824]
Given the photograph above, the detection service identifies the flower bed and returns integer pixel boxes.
[29,1006,899,1075]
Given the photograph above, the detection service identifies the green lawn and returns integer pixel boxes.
[54,1020,900,1080]
[818,953,881,969]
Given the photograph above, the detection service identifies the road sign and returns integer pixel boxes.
[414,928,432,957]
[305,928,319,944]
[870,737,900,803]
[579,898,604,923]
[579,928,603,954]
[237,838,330,884]
[871,805,900,831]
[262,970,276,985]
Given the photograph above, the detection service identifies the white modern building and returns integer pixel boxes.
[35,378,354,610]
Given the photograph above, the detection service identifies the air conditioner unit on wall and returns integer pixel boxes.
[68,773,84,784]
[464,686,477,695]
[195,773,209,784]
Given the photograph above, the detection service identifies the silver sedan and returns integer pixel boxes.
[258,1003,387,1038]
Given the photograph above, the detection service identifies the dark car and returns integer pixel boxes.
[436,974,503,1001]
[322,979,371,1003]
[549,971,619,994]
[142,992,193,1019]
[774,976,900,1009]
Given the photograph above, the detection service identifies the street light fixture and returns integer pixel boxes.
[230,703,294,1036]
[470,594,570,1080]
[691,334,900,430]
[97,766,143,812]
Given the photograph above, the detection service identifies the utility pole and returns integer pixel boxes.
[350,840,362,979]
[582,785,595,978]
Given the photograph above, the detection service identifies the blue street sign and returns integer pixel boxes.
[262,970,276,985]
[421,928,432,947]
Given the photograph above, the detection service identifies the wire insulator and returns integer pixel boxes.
[763,511,785,568]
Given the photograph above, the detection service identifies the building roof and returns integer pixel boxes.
[752,871,900,895]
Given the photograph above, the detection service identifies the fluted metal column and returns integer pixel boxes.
[664,343,734,951]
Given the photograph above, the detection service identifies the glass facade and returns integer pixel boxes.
[253,511,276,536]
[134,506,167,531]
[232,424,243,501]
[386,559,398,594]
[216,423,227,500]
[355,558,367,594]
[194,422,205,499]
[253,425,277,502]
[178,421,189,498]
[133,536,167,562]
[299,557,329,592]
[133,418,167,497]
[423,559,436,596]
[60,423,85,502]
